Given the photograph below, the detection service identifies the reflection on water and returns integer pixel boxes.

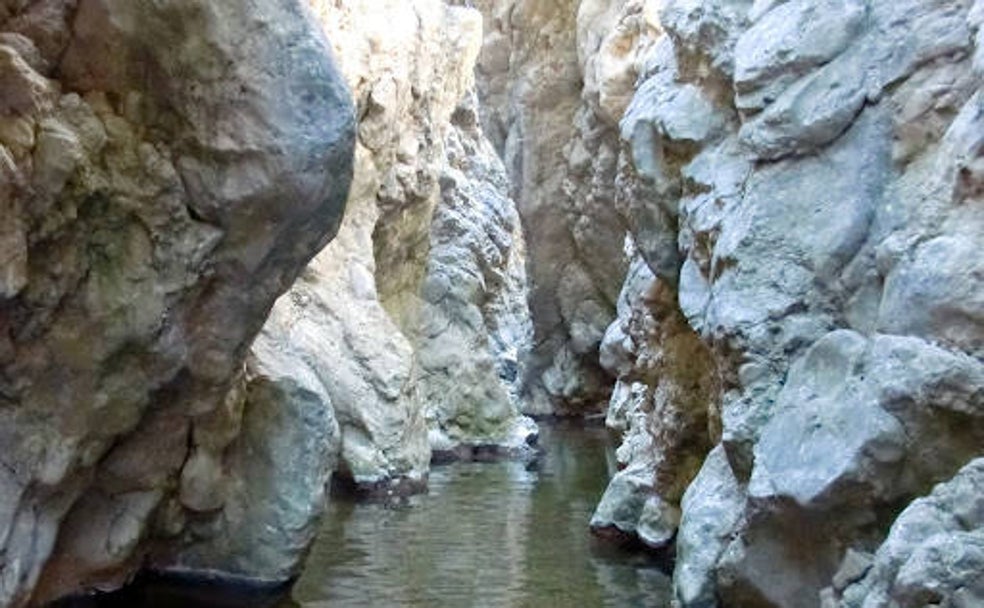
[281,424,672,608]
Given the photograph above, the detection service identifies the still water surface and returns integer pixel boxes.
[62,425,670,607]
[281,424,672,608]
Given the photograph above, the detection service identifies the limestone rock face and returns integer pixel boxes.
[0,0,354,605]
[245,0,476,489]
[465,0,663,414]
[420,94,538,459]
[229,0,537,499]
[836,458,984,608]
[588,0,984,605]
[590,254,718,548]
[164,338,342,583]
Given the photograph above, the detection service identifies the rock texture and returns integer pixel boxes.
[154,0,539,592]
[464,0,667,414]
[591,253,719,549]
[284,0,535,486]
[0,0,354,605]
[244,0,486,491]
[6,0,984,606]
[586,0,984,606]
[836,458,984,608]
[420,94,539,460]
[2,0,542,601]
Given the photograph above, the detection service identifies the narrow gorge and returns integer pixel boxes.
[0,1,982,607]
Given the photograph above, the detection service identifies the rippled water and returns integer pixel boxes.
[280,424,672,608]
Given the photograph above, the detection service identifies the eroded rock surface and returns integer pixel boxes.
[5,0,983,605]
[213,0,538,508]
[836,458,984,608]
[0,0,354,605]
[591,254,718,548]
[464,0,667,414]
[587,0,984,606]
[420,94,538,460]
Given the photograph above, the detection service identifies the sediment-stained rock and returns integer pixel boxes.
[591,255,718,548]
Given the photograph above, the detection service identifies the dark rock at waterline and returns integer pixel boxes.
[329,472,430,503]
[431,442,543,466]
[589,526,677,574]
[45,571,293,608]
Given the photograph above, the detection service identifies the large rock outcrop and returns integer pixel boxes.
[0,0,354,605]
[465,0,665,414]
[6,0,982,605]
[176,0,539,513]
[837,458,984,608]
[155,6,539,598]
[244,0,487,492]
[588,0,984,606]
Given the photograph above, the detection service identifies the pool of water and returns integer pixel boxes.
[55,424,671,608]
[280,424,672,608]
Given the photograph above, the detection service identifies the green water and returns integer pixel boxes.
[281,424,672,608]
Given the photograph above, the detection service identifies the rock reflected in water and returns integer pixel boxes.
[283,424,671,608]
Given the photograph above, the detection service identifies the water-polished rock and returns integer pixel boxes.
[0,0,355,604]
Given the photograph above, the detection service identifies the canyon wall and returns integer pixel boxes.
[250,0,536,491]
[583,1,984,607]
[464,0,666,414]
[1,0,537,603]
[3,0,982,606]
[2,0,538,603]
[145,0,539,594]
[0,0,354,605]
[158,0,538,594]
